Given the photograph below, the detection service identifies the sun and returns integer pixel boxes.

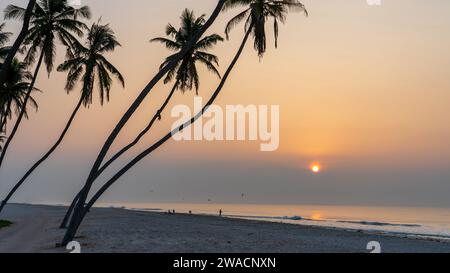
[310,164,321,173]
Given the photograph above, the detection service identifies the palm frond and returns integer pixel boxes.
[222,0,307,57]
[224,8,251,39]
[152,9,223,94]
[150,37,181,51]
[3,5,26,20]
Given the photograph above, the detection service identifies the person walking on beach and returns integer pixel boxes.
[219,209,222,217]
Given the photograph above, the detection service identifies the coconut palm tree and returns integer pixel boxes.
[0,58,39,134]
[0,0,91,168]
[61,1,228,244]
[59,9,223,228]
[0,0,36,87]
[0,22,124,215]
[62,0,307,245]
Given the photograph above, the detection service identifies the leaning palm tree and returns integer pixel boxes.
[62,1,307,245]
[60,9,223,228]
[0,22,124,215]
[0,58,39,134]
[0,0,91,168]
[61,2,228,240]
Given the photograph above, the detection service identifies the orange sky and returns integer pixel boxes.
[1,0,449,206]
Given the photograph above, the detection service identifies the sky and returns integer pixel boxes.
[0,0,449,207]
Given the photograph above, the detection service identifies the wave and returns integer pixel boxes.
[337,220,421,227]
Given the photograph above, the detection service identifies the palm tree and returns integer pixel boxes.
[0,0,91,168]
[0,0,36,87]
[60,9,223,228]
[0,23,124,215]
[0,59,39,134]
[62,0,307,245]
[61,1,228,244]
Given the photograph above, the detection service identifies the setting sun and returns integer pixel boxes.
[311,164,321,173]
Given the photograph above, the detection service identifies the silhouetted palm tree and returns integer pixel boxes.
[0,0,91,168]
[0,23,124,215]
[61,1,228,245]
[0,58,39,147]
[60,9,223,228]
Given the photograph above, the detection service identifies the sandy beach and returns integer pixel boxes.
[0,203,449,253]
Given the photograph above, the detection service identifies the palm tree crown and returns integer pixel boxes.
[223,0,307,57]
[4,0,91,73]
[150,9,224,94]
[0,58,39,132]
[57,22,125,106]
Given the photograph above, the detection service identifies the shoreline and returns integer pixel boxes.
[1,203,450,253]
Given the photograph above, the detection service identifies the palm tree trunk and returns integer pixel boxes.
[63,0,227,245]
[0,95,84,215]
[98,82,178,175]
[0,0,36,87]
[61,23,254,246]
[0,49,44,169]
[59,82,177,228]
[59,190,81,228]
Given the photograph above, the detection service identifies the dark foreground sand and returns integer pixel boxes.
[0,203,449,253]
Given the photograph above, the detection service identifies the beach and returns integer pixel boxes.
[0,203,449,253]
